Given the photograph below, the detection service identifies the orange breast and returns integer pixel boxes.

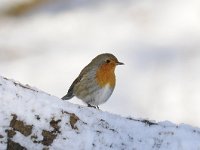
[96,63,116,88]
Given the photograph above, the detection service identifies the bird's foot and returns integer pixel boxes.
[87,104,100,109]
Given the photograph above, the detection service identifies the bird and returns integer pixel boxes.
[61,53,124,109]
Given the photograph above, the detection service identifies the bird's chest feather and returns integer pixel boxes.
[93,84,113,105]
[95,64,116,88]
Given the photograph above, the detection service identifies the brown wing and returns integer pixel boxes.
[61,61,93,100]
[61,75,82,100]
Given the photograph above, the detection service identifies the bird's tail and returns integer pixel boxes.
[61,93,74,100]
[62,82,75,100]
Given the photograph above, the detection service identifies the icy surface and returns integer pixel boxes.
[0,75,200,150]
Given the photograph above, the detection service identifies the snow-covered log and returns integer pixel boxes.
[0,76,200,150]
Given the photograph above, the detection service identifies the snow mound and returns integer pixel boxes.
[0,76,200,150]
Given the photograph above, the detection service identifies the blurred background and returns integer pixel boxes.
[0,0,200,127]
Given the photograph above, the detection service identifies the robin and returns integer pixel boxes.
[62,53,124,109]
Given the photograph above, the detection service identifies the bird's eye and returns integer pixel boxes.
[106,59,110,63]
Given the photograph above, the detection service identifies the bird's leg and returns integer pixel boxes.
[87,104,100,109]
[87,104,96,109]
[87,104,92,107]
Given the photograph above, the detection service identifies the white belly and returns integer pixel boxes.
[85,84,113,106]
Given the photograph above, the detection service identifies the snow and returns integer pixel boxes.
[0,75,200,150]
[1,0,200,127]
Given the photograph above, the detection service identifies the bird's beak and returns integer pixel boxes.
[117,61,124,65]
